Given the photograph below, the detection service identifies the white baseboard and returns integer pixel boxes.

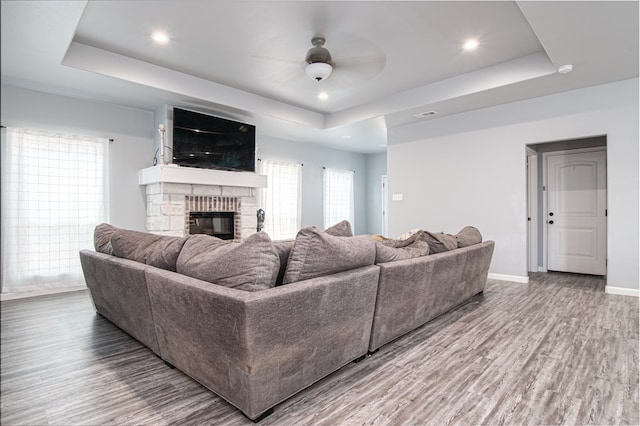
[605,286,640,297]
[0,286,87,301]
[487,273,530,284]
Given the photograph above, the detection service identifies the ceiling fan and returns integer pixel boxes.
[252,33,386,87]
[304,37,334,82]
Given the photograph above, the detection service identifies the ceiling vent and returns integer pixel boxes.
[413,110,438,119]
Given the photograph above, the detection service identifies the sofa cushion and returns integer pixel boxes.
[421,231,458,254]
[456,226,483,248]
[324,220,353,237]
[111,230,188,271]
[94,223,117,255]
[374,231,430,263]
[176,232,280,291]
[282,226,375,284]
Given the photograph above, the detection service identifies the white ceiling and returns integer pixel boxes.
[1,1,638,153]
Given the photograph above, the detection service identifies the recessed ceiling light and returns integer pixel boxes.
[558,64,574,74]
[318,92,329,100]
[151,31,169,44]
[463,39,479,51]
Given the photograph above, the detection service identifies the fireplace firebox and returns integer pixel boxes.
[189,212,235,240]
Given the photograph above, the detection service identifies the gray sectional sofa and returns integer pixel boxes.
[80,222,494,421]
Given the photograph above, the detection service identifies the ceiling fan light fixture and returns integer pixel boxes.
[304,37,334,81]
[305,61,333,82]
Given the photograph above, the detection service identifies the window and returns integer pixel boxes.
[1,128,109,294]
[323,168,354,229]
[258,160,301,240]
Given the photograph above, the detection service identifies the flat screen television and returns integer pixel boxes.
[172,107,256,172]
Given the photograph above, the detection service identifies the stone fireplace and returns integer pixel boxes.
[138,165,267,239]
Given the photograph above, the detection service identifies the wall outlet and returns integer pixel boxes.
[392,193,403,201]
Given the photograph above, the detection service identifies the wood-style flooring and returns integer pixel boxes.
[1,272,638,425]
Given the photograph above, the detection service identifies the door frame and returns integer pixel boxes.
[526,148,538,272]
[381,174,388,236]
[541,146,607,273]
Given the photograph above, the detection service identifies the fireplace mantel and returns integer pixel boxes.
[138,165,267,188]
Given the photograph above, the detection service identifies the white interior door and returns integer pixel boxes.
[546,149,606,275]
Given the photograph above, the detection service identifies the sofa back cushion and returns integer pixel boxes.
[420,231,458,254]
[324,220,353,237]
[282,226,375,284]
[176,232,280,292]
[94,223,117,255]
[111,229,188,271]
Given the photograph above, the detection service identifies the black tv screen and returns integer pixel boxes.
[172,108,256,172]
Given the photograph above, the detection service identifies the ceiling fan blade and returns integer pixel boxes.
[251,54,302,66]
[279,72,308,88]
[335,54,386,67]
[329,53,387,86]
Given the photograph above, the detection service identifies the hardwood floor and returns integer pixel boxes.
[1,272,637,425]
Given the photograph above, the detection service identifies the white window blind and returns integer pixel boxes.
[323,168,354,229]
[258,160,301,240]
[1,128,109,294]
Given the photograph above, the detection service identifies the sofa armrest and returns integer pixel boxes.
[145,264,380,420]
[79,249,160,355]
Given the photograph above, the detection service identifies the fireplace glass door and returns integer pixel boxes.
[189,212,235,240]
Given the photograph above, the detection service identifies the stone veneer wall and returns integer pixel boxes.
[145,182,257,238]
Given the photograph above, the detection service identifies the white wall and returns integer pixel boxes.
[388,79,639,291]
[1,85,154,231]
[256,135,370,235]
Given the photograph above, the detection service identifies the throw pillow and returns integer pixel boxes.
[324,220,353,237]
[176,232,280,291]
[110,230,188,271]
[94,223,117,255]
[456,226,483,248]
[282,226,375,284]
[396,228,421,241]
